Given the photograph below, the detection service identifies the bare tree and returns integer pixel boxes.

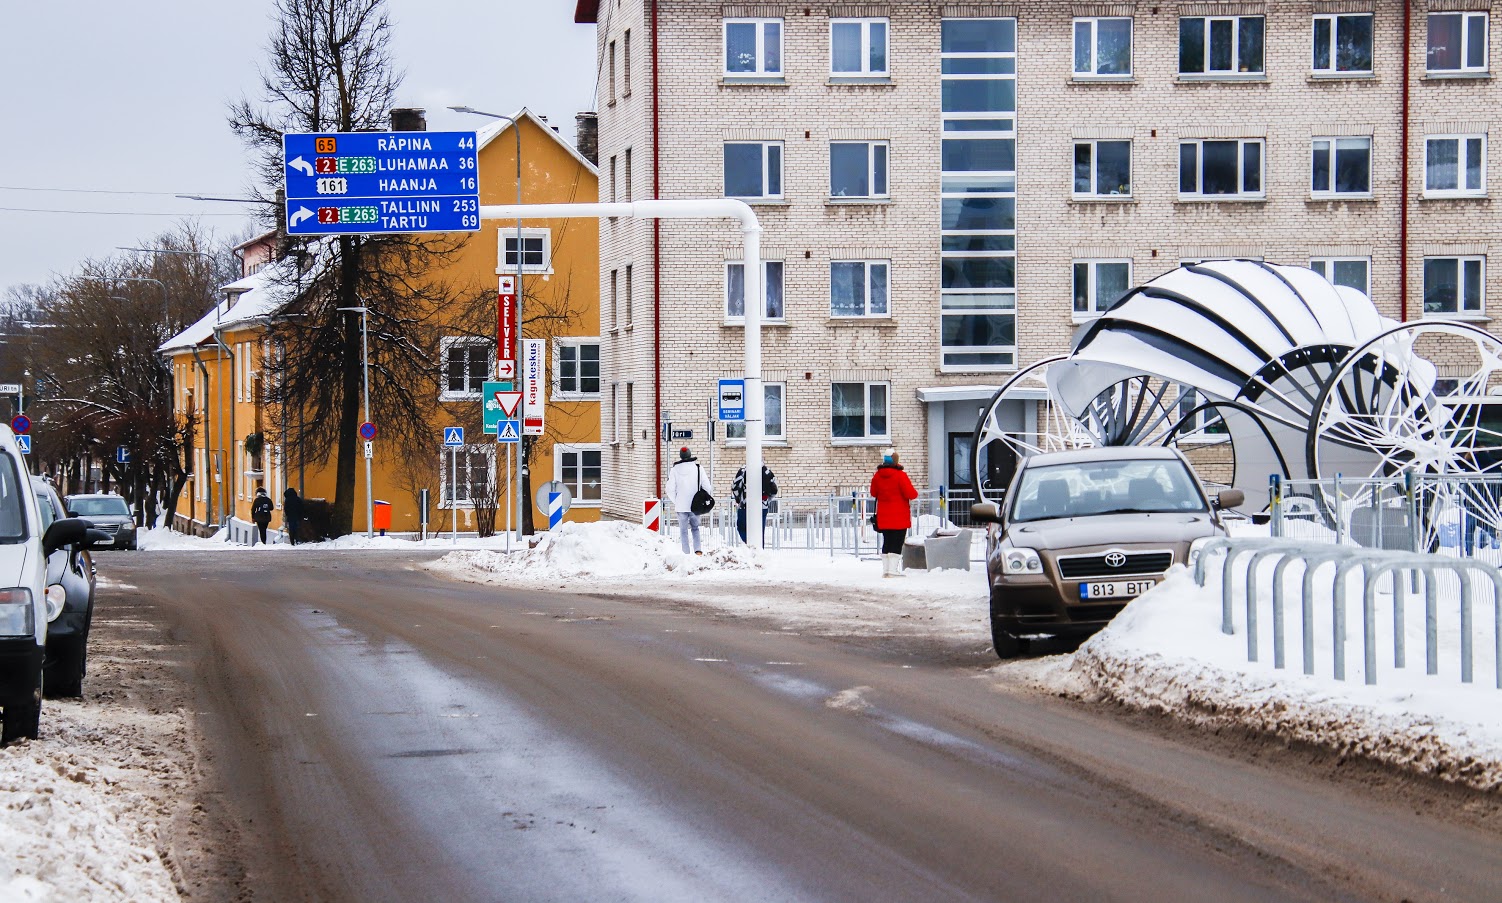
[231,0,476,536]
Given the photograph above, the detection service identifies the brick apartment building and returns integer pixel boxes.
[574,0,1501,519]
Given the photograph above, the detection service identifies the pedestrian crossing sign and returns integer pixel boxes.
[443,426,465,447]
[496,420,520,444]
[15,435,30,455]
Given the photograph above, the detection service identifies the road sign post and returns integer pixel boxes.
[282,132,481,236]
[443,427,465,545]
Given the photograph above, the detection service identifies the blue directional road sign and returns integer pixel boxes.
[443,426,465,447]
[116,446,131,465]
[16,435,30,455]
[283,131,480,236]
[496,421,520,444]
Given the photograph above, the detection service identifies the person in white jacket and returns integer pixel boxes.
[666,446,713,555]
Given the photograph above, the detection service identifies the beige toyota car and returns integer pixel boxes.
[970,446,1243,659]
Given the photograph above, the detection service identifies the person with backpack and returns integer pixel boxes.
[870,448,918,577]
[250,487,274,546]
[666,446,714,555]
[732,462,778,546]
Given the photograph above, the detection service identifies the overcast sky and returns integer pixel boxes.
[0,1,598,294]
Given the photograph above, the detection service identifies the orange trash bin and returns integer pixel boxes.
[372,500,392,534]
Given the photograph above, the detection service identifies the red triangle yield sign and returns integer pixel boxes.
[494,391,522,418]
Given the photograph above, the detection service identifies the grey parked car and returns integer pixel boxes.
[33,479,103,697]
[971,446,1243,659]
[63,494,137,550]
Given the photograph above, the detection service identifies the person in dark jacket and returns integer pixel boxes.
[250,487,274,546]
[870,449,918,577]
[283,487,304,546]
[732,463,779,545]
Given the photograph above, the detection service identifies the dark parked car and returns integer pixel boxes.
[63,493,137,550]
[971,446,1243,659]
[34,478,100,698]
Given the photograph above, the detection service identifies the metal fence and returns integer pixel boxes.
[1270,472,1502,559]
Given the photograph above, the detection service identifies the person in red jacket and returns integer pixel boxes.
[870,449,918,577]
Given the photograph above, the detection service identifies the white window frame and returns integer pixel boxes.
[1178,138,1265,199]
[725,260,785,323]
[1178,15,1265,75]
[830,17,889,76]
[1424,134,1487,197]
[554,338,602,400]
[624,264,634,327]
[724,18,783,77]
[497,228,552,274]
[610,382,621,445]
[1423,255,1486,316]
[829,141,889,199]
[1072,259,1133,321]
[723,141,784,200]
[1427,12,1489,74]
[1309,257,1372,298]
[438,443,497,510]
[1310,136,1373,198]
[1073,139,1132,198]
[439,336,492,401]
[1175,389,1229,443]
[1312,13,1374,75]
[829,260,891,318]
[1072,17,1133,77]
[554,443,603,507]
[830,381,890,443]
[726,382,786,443]
[609,268,619,330]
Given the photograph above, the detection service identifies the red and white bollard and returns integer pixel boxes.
[643,498,661,533]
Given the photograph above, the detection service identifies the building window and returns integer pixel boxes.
[1179,139,1264,198]
[830,141,889,198]
[623,29,632,95]
[1310,257,1371,297]
[625,382,635,445]
[941,17,1016,370]
[1313,14,1373,74]
[1073,260,1132,318]
[724,142,783,200]
[624,264,634,327]
[1073,139,1131,197]
[1425,135,1486,196]
[1424,256,1485,315]
[1179,16,1265,75]
[830,17,888,76]
[440,444,495,508]
[1428,12,1488,73]
[725,18,782,76]
[609,269,618,330]
[610,383,621,444]
[500,228,551,273]
[726,260,784,321]
[556,340,601,398]
[1176,389,1228,439]
[726,383,785,440]
[608,39,616,101]
[608,155,617,204]
[1073,17,1132,77]
[555,444,602,504]
[831,260,890,317]
[831,382,889,440]
[623,147,633,202]
[440,338,490,400]
[1311,137,1372,196]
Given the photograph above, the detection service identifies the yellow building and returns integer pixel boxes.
[161,109,601,538]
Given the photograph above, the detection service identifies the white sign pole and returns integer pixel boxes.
[451,446,458,544]
[506,444,513,554]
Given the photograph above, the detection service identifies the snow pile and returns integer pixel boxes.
[137,527,225,551]
[443,520,760,581]
[1070,563,1502,790]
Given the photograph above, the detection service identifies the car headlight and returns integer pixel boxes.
[44,585,66,622]
[1003,549,1044,574]
[0,588,35,637]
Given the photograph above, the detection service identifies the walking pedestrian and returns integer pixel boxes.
[732,462,779,545]
[870,448,918,577]
[283,487,303,546]
[250,487,273,546]
[667,446,713,555]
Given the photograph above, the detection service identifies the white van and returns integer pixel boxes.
[0,425,102,742]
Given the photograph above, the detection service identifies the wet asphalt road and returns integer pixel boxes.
[106,550,1502,903]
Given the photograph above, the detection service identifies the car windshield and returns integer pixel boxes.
[69,497,130,517]
[1010,458,1208,522]
[0,456,28,543]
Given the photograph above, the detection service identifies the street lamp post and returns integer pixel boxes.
[336,306,373,538]
[449,105,526,541]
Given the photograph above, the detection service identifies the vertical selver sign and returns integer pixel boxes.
[522,339,546,436]
[497,275,518,382]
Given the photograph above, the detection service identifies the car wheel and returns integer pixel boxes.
[991,618,1026,660]
[2,695,41,744]
[44,639,84,699]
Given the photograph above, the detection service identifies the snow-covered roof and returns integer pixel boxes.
[157,261,299,355]
[475,107,599,176]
